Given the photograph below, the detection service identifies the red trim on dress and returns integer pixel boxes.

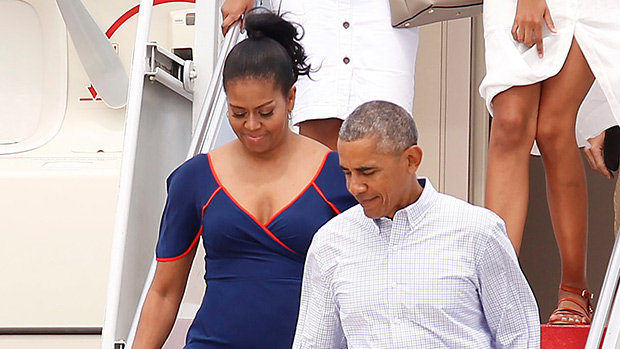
[205,151,332,255]
[311,182,341,215]
[264,151,331,226]
[157,226,202,262]
[157,186,222,262]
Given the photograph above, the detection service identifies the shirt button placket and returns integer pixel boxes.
[336,1,353,116]
[387,220,401,339]
[342,20,350,64]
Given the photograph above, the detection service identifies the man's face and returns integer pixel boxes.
[338,137,420,219]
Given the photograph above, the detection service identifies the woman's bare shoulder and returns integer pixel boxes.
[296,134,331,155]
[291,135,333,171]
[208,140,239,163]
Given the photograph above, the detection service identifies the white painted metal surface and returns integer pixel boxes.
[0,0,67,154]
[585,229,620,348]
[124,23,241,349]
[601,287,620,348]
[56,0,128,108]
[0,0,127,331]
[102,1,214,347]
[101,1,156,347]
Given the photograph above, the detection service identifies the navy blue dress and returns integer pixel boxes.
[156,151,356,348]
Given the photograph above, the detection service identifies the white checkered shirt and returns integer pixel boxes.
[293,178,540,348]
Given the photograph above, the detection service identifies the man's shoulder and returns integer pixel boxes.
[434,191,498,215]
[430,193,513,262]
[313,204,368,243]
[320,203,366,230]
[432,192,506,233]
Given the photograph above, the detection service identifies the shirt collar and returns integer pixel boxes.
[372,177,437,231]
[404,177,437,226]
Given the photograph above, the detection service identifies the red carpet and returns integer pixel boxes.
[541,324,594,348]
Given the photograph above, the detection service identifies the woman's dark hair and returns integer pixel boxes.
[222,8,311,95]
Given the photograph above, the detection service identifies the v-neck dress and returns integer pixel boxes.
[155,151,356,348]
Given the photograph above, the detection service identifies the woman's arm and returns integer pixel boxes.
[133,245,198,349]
[511,0,556,57]
[221,0,254,34]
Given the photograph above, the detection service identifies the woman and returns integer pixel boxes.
[222,0,419,150]
[480,0,620,324]
[133,9,357,348]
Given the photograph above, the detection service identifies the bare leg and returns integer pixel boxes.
[299,118,343,150]
[536,39,595,323]
[486,84,541,253]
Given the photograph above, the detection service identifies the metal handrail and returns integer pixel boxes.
[102,0,155,347]
[187,22,241,158]
[121,22,242,348]
[585,228,620,348]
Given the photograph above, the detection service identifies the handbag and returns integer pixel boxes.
[604,126,620,172]
[388,0,483,28]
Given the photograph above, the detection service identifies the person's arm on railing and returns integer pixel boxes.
[221,0,254,34]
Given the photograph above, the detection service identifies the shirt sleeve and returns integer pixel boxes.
[293,232,345,348]
[155,157,205,261]
[476,219,541,348]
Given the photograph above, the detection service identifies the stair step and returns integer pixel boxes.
[541,324,593,348]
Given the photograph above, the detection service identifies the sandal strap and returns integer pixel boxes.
[552,308,591,320]
[560,284,594,300]
[550,307,592,324]
[556,297,591,316]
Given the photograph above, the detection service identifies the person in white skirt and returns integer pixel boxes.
[479,0,620,325]
[222,0,419,149]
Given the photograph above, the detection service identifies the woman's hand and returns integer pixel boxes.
[512,0,556,58]
[221,0,254,35]
[584,131,614,179]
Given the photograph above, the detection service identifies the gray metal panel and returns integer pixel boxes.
[114,78,193,344]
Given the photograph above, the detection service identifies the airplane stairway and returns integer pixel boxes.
[100,0,620,347]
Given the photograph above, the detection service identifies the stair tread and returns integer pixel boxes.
[541,324,592,348]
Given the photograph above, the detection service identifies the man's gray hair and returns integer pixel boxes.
[339,100,418,153]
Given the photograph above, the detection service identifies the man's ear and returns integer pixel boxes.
[287,86,296,113]
[404,145,423,174]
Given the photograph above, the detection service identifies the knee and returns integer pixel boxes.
[536,117,575,153]
[490,111,535,152]
[535,121,560,149]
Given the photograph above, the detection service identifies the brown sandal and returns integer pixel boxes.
[548,284,594,325]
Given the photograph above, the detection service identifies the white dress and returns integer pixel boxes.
[479,0,620,149]
[272,0,420,125]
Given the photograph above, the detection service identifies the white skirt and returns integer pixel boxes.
[479,0,620,151]
[274,0,420,125]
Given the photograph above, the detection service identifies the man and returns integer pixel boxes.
[293,101,540,348]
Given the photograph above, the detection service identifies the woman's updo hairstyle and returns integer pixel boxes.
[222,8,311,95]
